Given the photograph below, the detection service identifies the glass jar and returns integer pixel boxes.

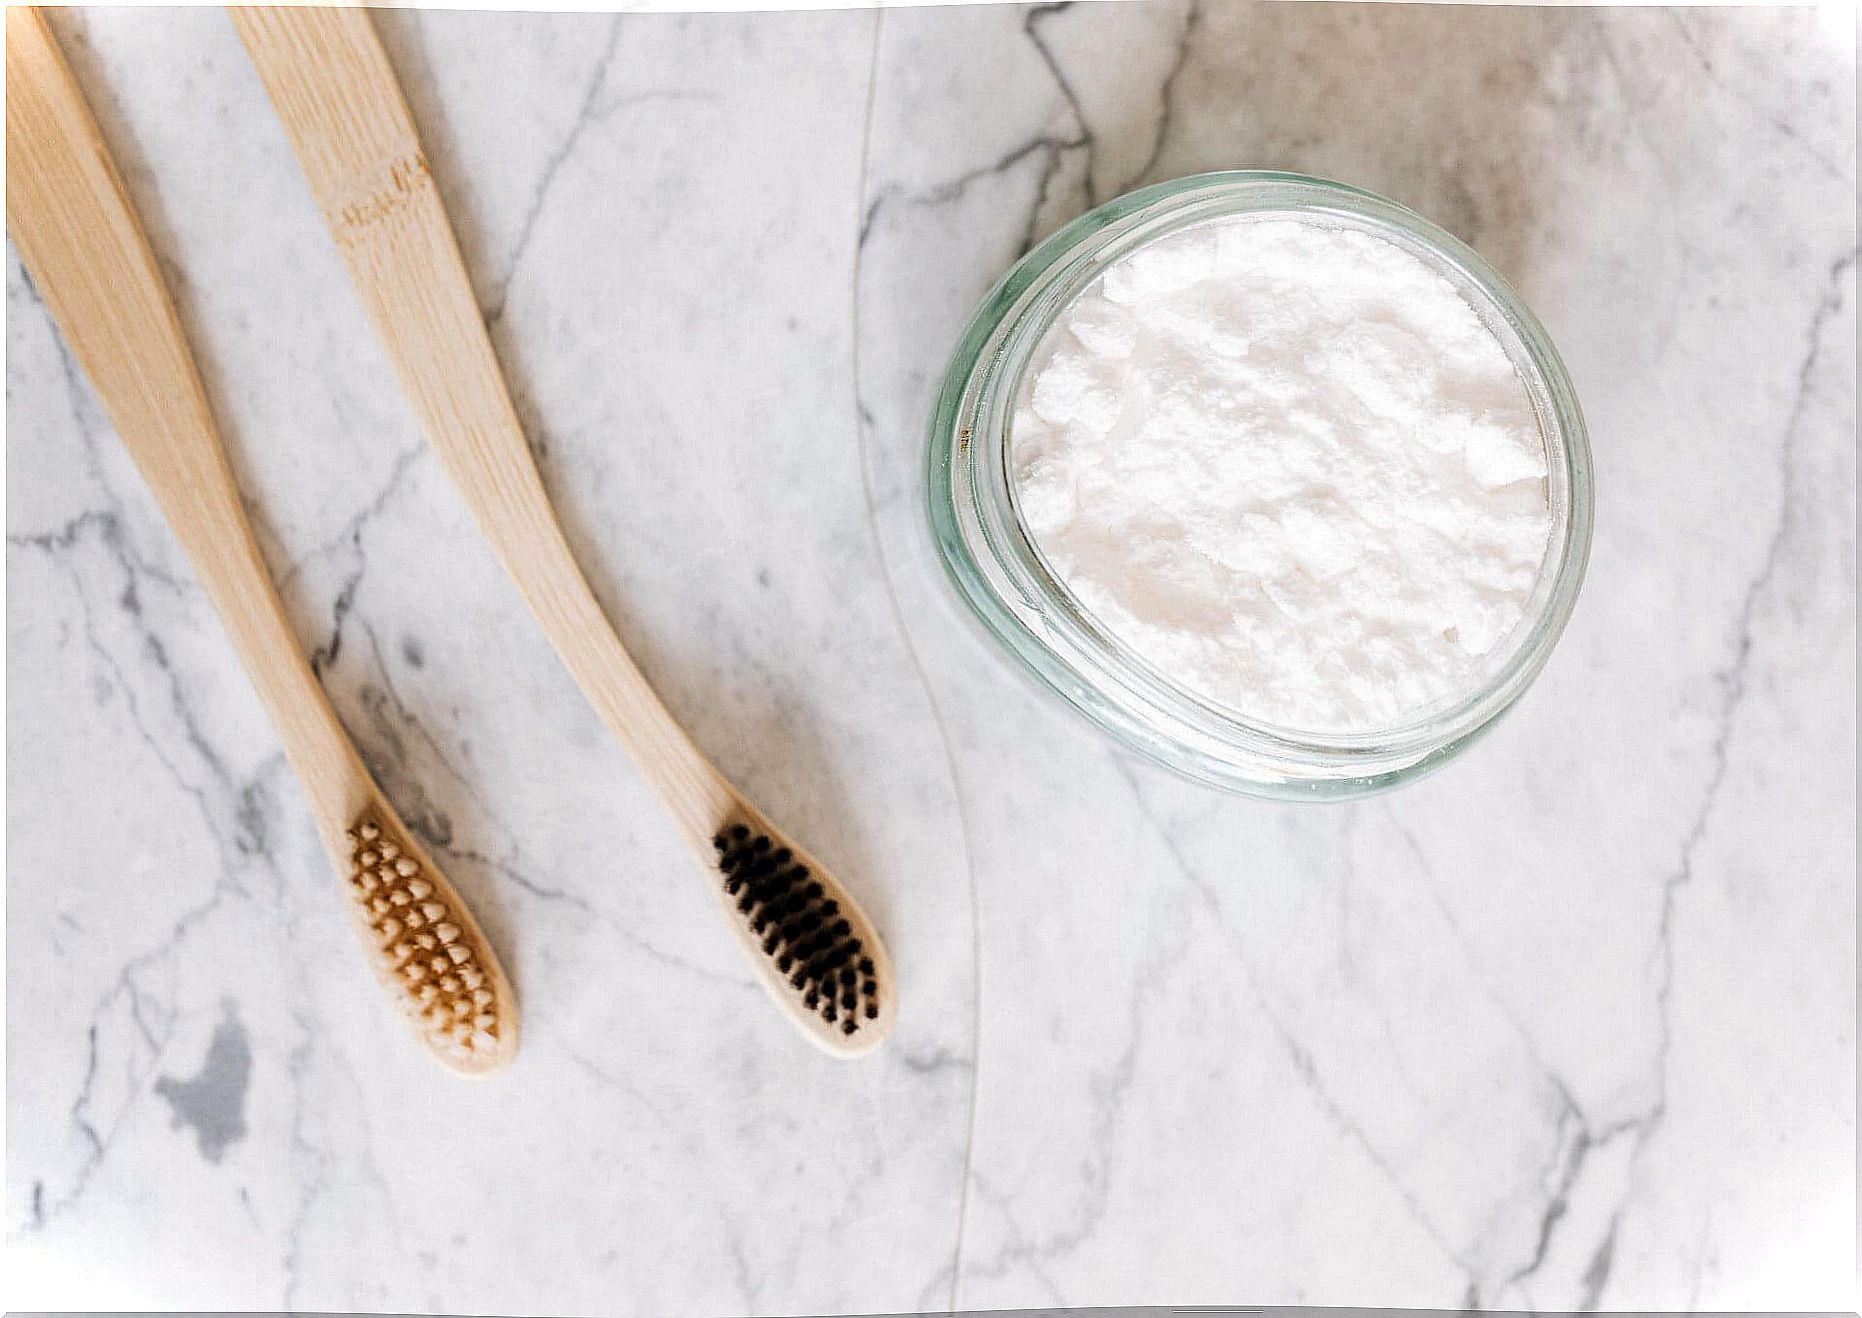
[925,171,1593,799]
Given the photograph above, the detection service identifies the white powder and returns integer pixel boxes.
[1012,214,1553,733]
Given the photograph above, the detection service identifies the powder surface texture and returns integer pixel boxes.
[1012,214,1553,733]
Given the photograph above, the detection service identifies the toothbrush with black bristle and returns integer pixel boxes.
[232,3,896,1056]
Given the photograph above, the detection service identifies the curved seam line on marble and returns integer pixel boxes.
[846,8,985,1312]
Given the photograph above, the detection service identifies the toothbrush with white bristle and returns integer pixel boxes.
[5,6,518,1074]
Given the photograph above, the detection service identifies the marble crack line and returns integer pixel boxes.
[946,1175,1067,1307]
[430,837,748,990]
[1110,756,1483,1296]
[280,437,424,615]
[1684,1212,1715,1311]
[1556,246,1862,1304]
[432,840,595,915]
[38,514,279,874]
[1386,815,1619,1304]
[1665,11,1847,182]
[1651,246,1856,1086]
[482,27,721,326]
[1395,812,1669,1309]
[10,872,244,1239]
[1021,0,1200,222]
[1579,1213,1622,1308]
[849,10,984,1313]
[900,1046,972,1076]
[1393,815,1660,1306]
[264,757,414,1313]
[8,282,193,598]
[1501,1113,1642,1306]
[557,1041,759,1313]
[1391,818,1582,1112]
[8,506,187,598]
[13,309,282,876]
[353,610,750,992]
[1124,0,1199,191]
[279,1024,333,1309]
[858,133,1079,254]
[12,268,329,1253]
[1022,1,1098,228]
[8,709,286,1238]
[278,976,404,1311]
[485,12,624,324]
[11,512,290,1235]
[343,618,478,853]
[951,856,1188,1295]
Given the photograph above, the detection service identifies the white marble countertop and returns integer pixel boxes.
[7,3,1856,1312]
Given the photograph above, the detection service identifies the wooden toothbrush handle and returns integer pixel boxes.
[232,5,735,844]
[5,7,369,843]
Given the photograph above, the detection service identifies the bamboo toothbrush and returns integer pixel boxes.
[6,7,517,1075]
[232,5,897,1056]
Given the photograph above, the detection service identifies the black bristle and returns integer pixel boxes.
[776,914,816,945]
[767,892,804,921]
[723,840,880,1021]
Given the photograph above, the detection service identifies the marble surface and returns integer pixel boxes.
[6,3,1855,1312]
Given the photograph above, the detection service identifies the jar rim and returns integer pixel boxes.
[926,170,1594,797]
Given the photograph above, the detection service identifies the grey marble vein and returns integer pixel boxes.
[7,4,1855,1315]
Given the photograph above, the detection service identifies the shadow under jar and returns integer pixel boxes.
[926,171,1594,799]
